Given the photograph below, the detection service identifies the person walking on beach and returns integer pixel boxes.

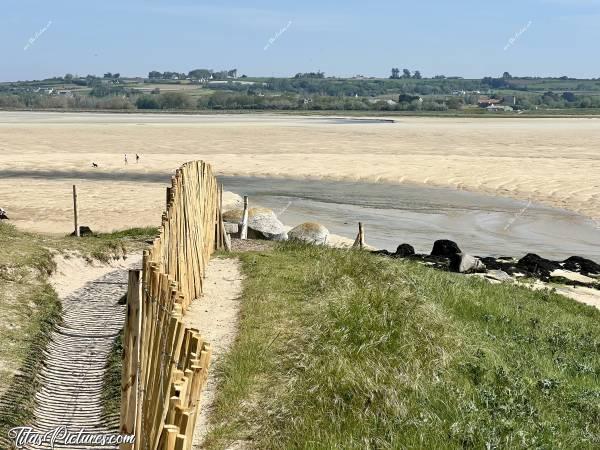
[136,153,140,163]
[124,154,128,165]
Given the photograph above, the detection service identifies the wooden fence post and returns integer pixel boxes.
[240,196,249,240]
[353,222,365,249]
[166,187,172,208]
[72,185,79,237]
[120,270,142,450]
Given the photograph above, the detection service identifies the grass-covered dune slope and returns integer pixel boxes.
[206,243,599,449]
[0,222,156,444]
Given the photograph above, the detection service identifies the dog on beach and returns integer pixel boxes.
[92,162,99,168]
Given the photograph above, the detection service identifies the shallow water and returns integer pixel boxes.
[218,176,600,261]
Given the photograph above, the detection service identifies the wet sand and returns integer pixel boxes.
[0,112,599,237]
[220,177,600,261]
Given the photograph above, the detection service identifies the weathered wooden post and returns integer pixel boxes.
[72,185,80,237]
[353,222,365,249]
[120,269,142,450]
[240,196,249,240]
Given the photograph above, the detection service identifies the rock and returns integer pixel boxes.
[449,253,486,273]
[223,207,287,241]
[516,253,560,281]
[288,222,329,245]
[431,240,461,258]
[484,270,513,282]
[222,210,242,223]
[222,192,243,212]
[70,225,93,237]
[562,256,600,276]
[224,222,239,234]
[80,226,93,236]
[394,244,415,257]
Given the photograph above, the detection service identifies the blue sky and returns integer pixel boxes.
[1,0,599,81]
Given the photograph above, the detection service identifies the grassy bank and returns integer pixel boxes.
[205,243,599,449]
[102,331,124,429]
[0,223,157,444]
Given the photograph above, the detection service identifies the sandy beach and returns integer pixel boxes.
[1,112,599,234]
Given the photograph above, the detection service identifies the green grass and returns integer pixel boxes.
[102,331,124,428]
[0,222,157,445]
[205,243,599,449]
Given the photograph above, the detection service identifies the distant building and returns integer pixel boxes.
[478,96,501,108]
[487,104,513,112]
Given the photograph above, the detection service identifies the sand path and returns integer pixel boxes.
[182,258,243,449]
[24,256,140,449]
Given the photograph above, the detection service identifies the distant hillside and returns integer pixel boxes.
[2,71,600,115]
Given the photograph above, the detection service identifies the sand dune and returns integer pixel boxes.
[0,112,599,234]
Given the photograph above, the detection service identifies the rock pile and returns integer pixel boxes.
[373,239,600,288]
[373,239,486,274]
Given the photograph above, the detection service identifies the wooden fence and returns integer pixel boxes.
[120,161,226,450]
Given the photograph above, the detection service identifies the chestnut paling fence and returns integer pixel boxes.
[120,161,227,450]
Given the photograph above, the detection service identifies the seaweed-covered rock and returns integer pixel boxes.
[395,244,416,258]
[516,253,560,281]
[288,222,329,245]
[431,240,461,258]
[562,256,600,276]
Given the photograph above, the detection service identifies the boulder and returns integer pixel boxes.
[431,240,461,258]
[562,256,600,276]
[449,253,486,273]
[288,222,329,245]
[484,270,513,283]
[222,192,243,212]
[394,244,415,257]
[478,257,524,276]
[70,225,93,237]
[223,207,287,241]
[516,253,560,281]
